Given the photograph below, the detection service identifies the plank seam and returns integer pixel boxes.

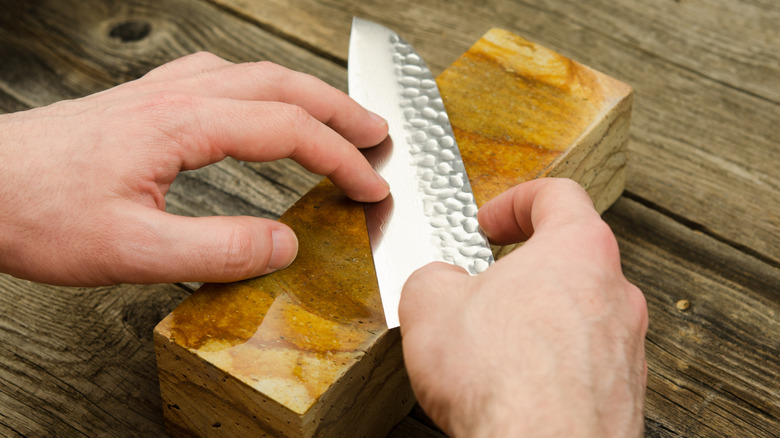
[623,191,780,270]
[201,0,348,68]
[514,0,780,107]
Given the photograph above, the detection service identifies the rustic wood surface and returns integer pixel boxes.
[0,0,777,437]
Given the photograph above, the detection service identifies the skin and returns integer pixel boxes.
[399,178,648,437]
[0,52,389,286]
[0,54,647,435]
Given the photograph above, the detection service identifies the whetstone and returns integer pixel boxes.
[154,28,632,437]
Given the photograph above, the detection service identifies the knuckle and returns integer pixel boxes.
[144,51,224,79]
[278,104,316,145]
[288,103,313,126]
[256,60,283,71]
[186,51,224,63]
[626,282,649,333]
[552,177,583,190]
[255,61,289,84]
[403,269,429,291]
[583,218,621,263]
[252,62,324,102]
[220,227,260,280]
[544,177,588,199]
[130,91,202,144]
[143,90,197,112]
[402,268,436,297]
[404,262,463,292]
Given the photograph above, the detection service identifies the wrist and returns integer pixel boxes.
[449,398,606,438]
[444,374,629,438]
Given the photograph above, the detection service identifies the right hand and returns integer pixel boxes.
[399,178,648,437]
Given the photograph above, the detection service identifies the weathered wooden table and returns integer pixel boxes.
[0,1,777,436]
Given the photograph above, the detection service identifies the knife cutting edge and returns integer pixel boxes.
[348,17,494,328]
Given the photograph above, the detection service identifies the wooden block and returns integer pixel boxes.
[154,28,632,437]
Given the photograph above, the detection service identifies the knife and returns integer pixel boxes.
[348,18,494,328]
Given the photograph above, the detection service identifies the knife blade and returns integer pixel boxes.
[348,17,494,328]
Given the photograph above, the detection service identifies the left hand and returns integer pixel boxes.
[0,52,389,286]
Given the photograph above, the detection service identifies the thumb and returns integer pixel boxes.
[118,209,298,284]
[399,262,469,334]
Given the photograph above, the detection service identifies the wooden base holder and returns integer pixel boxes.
[154,28,632,437]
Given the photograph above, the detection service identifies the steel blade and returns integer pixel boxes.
[348,18,493,328]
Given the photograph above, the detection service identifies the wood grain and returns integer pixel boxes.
[0,275,187,436]
[605,197,780,437]
[209,0,779,100]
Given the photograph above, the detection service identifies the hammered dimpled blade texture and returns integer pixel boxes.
[349,18,493,328]
[389,34,493,273]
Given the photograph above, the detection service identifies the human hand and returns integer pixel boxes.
[399,178,647,437]
[0,52,389,286]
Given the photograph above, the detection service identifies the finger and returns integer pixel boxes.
[166,96,389,202]
[140,52,233,82]
[399,262,469,334]
[151,61,389,148]
[477,178,598,245]
[108,209,299,284]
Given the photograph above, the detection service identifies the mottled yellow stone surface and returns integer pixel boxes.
[162,179,383,414]
[156,28,633,433]
[439,28,631,205]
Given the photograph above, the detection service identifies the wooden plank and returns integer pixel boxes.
[208,0,780,101]
[0,275,186,436]
[208,0,780,266]
[388,405,446,438]
[511,0,780,103]
[604,197,780,437]
[388,416,447,438]
[155,29,633,436]
[0,0,351,105]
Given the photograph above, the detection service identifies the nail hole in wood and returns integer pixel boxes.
[675,299,691,311]
[109,20,151,42]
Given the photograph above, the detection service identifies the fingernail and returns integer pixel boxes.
[269,228,298,271]
[368,110,387,126]
[478,224,493,241]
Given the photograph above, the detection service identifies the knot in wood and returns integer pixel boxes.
[109,20,151,43]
